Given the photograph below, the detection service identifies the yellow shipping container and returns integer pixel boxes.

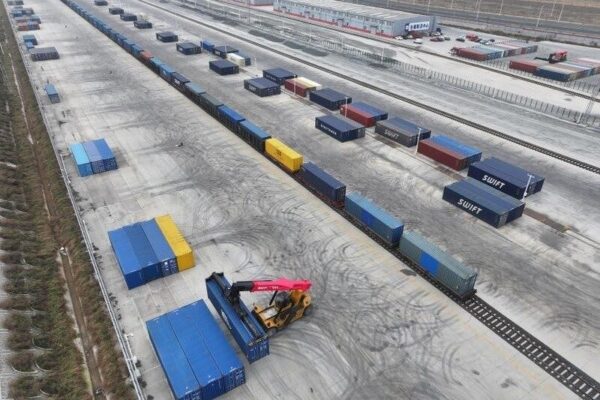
[155,215,195,271]
[265,138,303,173]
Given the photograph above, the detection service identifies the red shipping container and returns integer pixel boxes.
[417,139,467,170]
[456,48,487,61]
[339,104,376,127]
[139,50,153,64]
[509,59,547,74]
[284,79,311,97]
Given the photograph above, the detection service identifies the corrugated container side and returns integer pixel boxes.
[417,139,467,171]
[430,135,482,165]
[155,215,195,271]
[206,275,269,363]
[315,115,365,142]
[70,143,93,177]
[374,117,431,147]
[344,192,404,247]
[146,316,201,400]
[263,68,296,85]
[92,138,118,171]
[180,301,247,393]
[309,88,351,110]
[192,301,246,391]
[82,140,105,174]
[166,307,225,399]
[299,162,346,205]
[124,224,162,283]
[399,231,477,298]
[339,104,376,127]
[108,228,145,289]
[198,93,224,118]
[442,180,524,227]
[218,106,245,133]
[140,219,177,277]
[465,178,525,222]
[264,138,303,173]
[351,102,388,121]
[238,120,271,152]
[284,78,310,97]
[468,158,544,198]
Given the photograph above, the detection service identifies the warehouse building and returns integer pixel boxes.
[273,0,437,38]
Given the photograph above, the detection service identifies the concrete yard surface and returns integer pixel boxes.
[14,0,595,398]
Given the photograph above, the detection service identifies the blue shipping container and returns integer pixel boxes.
[166,306,225,400]
[262,68,296,85]
[206,273,269,363]
[140,219,177,276]
[213,45,238,58]
[191,301,246,392]
[146,315,202,400]
[209,60,239,75]
[218,106,245,132]
[171,72,189,89]
[124,224,162,283]
[159,64,176,82]
[468,157,544,199]
[315,115,365,142]
[70,143,93,177]
[179,300,246,399]
[443,178,525,228]
[238,120,271,152]
[244,78,280,97]
[93,139,118,172]
[399,231,477,298]
[298,162,346,206]
[23,34,37,44]
[201,40,214,52]
[108,228,145,289]
[82,140,105,174]
[430,135,482,165]
[309,88,351,110]
[345,192,404,247]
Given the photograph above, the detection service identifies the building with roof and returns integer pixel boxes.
[273,0,437,38]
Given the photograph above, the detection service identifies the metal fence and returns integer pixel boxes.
[183,0,600,129]
[485,58,600,95]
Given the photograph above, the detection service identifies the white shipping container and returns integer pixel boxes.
[226,53,245,67]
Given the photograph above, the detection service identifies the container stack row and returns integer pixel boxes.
[454,41,538,61]
[510,57,600,82]
[10,3,41,31]
[146,300,246,400]
[69,139,117,177]
[108,215,195,289]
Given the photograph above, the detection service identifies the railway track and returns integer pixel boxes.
[141,0,600,176]
[196,0,600,103]
[288,162,600,400]
[66,1,600,398]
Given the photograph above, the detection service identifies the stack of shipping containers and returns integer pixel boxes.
[69,139,117,176]
[108,215,194,289]
[147,300,246,400]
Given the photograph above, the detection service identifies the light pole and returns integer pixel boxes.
[522,174,534,201]
[415,127,422,154]
[499,0,504,15]
[536,5,545,29]
[551,0,558,17]
[343,97,349,117]
[558,3,565,21]
[476,0,482,21]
